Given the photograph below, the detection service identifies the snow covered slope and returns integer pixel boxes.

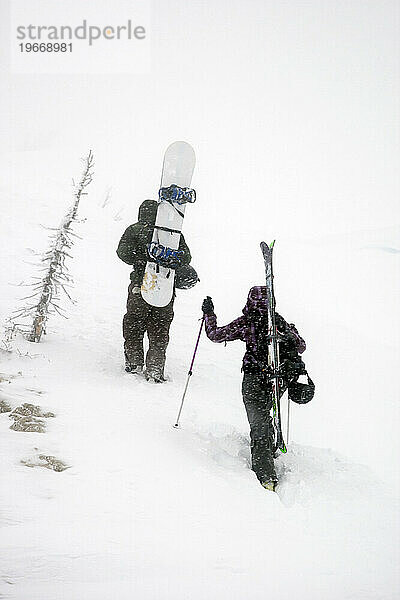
[0,165,399,599]
[1,1,399,596]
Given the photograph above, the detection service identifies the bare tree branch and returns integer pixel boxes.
[6,151,94,343]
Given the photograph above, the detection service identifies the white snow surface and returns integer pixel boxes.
[1,1,399,598]
[0,159,399,600]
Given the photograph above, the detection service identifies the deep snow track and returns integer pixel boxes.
[1,189,399,600]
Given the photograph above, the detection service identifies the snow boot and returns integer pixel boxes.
[261,479,277,492]
[125,363,143,375]
[145,369,166,383]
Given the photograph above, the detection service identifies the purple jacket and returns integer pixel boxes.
[205,286,306,373]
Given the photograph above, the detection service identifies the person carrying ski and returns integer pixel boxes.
[117,199,195,382]
[202,287,307,490]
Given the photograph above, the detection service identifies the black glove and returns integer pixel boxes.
[202,296,214,315]
[275,314,287,333]
[279,358,305,382]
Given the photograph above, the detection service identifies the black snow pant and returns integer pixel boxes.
[123,283,174,377]
[242,373,278,485]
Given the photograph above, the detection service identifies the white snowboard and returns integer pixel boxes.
[141,141,196,307]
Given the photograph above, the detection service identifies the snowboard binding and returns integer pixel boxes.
[159,184,196,205]
[147,241,184,269]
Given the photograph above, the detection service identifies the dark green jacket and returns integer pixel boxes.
[117,199,192,286]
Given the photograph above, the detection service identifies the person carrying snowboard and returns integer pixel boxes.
[202,287,307,490]
[117,199,195,382]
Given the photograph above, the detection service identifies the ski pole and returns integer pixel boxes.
[286,393,291,445]
[174,316,205,428]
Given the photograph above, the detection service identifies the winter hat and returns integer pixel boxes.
[138,199,158,225]
[242,286,269,318]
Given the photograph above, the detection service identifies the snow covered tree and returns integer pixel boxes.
[12,151,94,343]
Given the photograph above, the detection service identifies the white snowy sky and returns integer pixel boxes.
[0,0,398,237]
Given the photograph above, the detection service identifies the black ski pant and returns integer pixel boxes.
[242,373,277,485]
[123,283,174,376]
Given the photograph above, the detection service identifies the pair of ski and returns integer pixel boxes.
[260,240,287,455]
